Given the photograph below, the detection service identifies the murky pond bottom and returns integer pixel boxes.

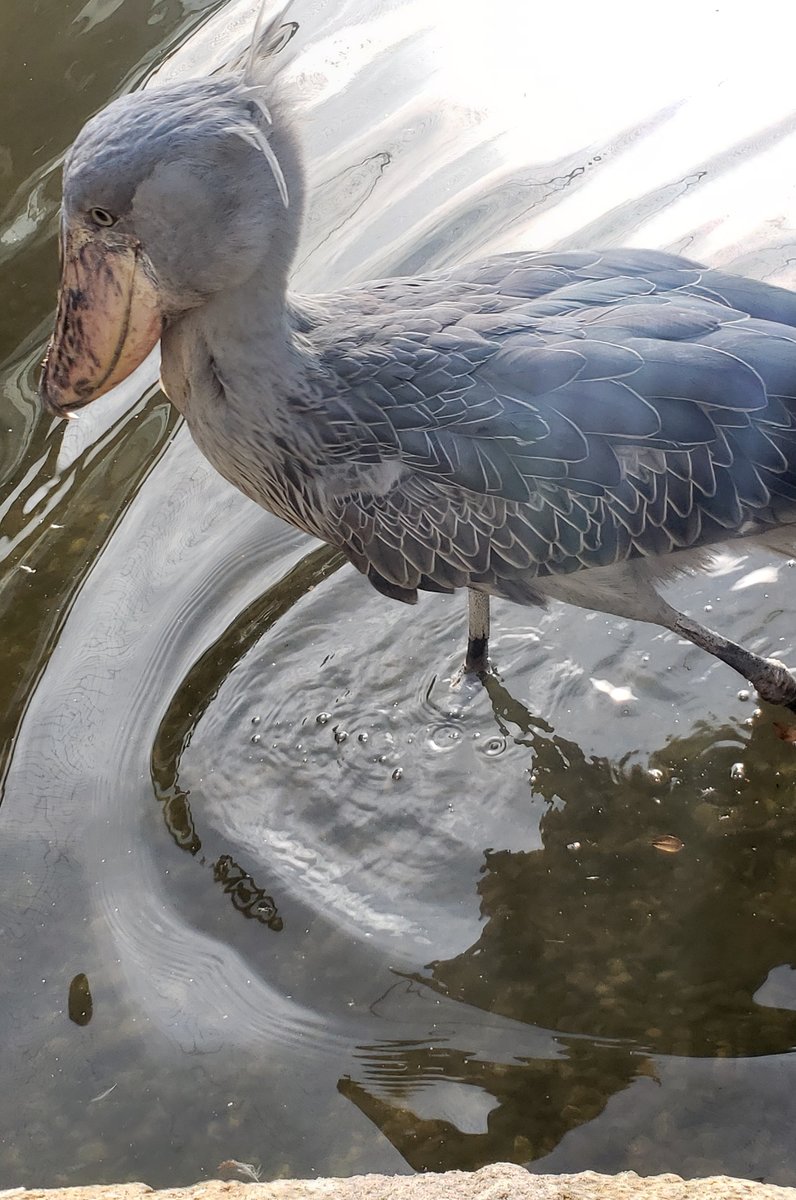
[3,0,796,1190]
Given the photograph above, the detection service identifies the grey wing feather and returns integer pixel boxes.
[306,249,796,602]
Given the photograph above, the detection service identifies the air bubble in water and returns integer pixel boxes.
[429,722,463,753]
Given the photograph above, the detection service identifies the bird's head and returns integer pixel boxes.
[40,76,300,417]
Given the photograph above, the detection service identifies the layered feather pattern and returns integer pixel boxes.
[284,249,796,603]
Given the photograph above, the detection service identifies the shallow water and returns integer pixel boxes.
[3,0,796,1188]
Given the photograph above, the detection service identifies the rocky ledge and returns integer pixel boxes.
[3,1166,796,1200]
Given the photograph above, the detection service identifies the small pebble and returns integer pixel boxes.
[316,712,330,726]
[391,767,403,781]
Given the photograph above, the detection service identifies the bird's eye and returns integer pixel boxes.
[88,207,116,228]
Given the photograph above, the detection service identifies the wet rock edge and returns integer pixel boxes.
[3,1165,796,1199]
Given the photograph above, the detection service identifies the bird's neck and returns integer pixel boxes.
[161,256,305,420]
[158,261,330,531]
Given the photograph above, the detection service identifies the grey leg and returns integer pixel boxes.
[464,588,491,675]
[671,612,796,708]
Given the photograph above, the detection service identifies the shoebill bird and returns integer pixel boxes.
[40,65,796,710]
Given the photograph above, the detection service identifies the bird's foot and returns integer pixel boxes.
[450,655,490,694]
[753,659,796,711]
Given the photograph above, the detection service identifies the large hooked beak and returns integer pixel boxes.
[40,225,163,418]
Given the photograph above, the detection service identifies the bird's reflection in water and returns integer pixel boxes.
[340,677,796,1173]
[340,1032,639,1173]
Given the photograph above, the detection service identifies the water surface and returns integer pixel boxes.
[3,0,796,1188]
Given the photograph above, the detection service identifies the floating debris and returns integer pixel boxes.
[651,835,684,854]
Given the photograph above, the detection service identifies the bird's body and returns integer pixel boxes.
[40,70,796,707]
[162,245,796,622]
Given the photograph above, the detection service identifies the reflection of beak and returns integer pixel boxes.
[40,226,163,418]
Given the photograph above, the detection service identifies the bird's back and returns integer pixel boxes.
[289,249,796,604]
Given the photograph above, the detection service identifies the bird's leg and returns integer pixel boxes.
[671,612,796,709]
[464,587,491,675]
